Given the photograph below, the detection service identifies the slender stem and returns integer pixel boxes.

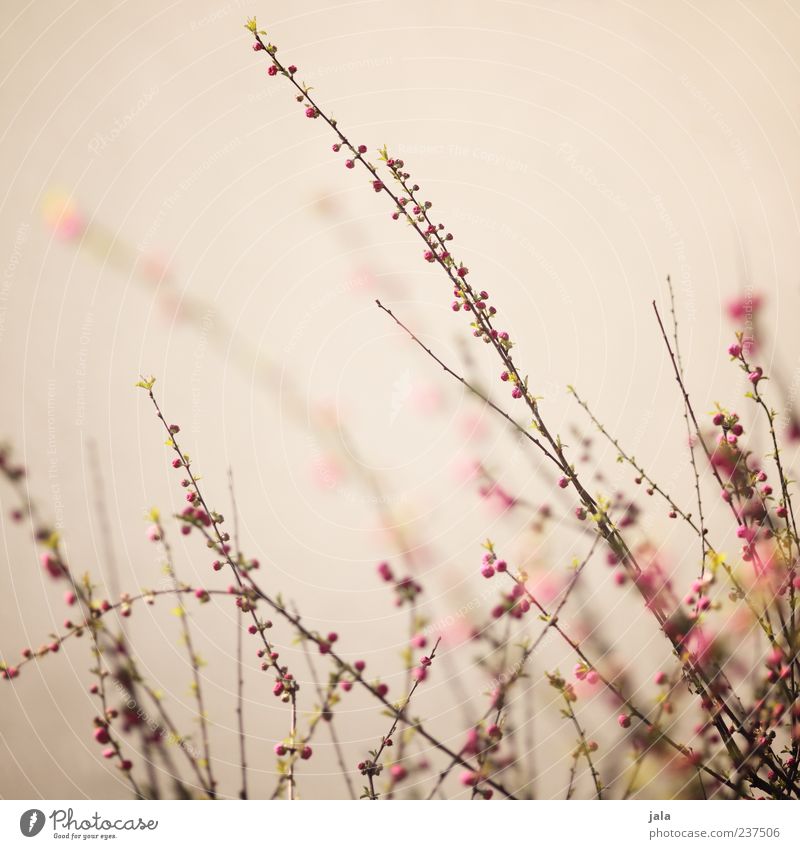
[565,755,578,800]
[84,583,144,799]
[554,677,603,800]
[293,625,357,799]
[227,470,249,800]
[666,276,708,587]
[569,384,777,643]
[154,517,216,797]
[235,609,248,799]
[376,300,779,791]
[502,566,747,795]
[363,638,441,799]
[386,603,419,800]
[376,300,562,467]
[288,694,297,800]
[736,347,800,790]
[425,537,598,799]
[144,388,517,799]
[86,442,163,797]
[622,667,683,799]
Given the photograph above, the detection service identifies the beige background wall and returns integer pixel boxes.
[1,0,799,799]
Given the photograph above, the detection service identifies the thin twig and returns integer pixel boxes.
[153,515,216,797]
[143,386,517,799]
[228,469,249,800]
[362,638,441,799]
[666,277,709,585]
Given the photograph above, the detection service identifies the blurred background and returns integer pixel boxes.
[1,0,799,799]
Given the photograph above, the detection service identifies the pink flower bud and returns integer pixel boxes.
[459,770,478,786]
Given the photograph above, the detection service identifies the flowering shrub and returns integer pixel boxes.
[1,16,799,800]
